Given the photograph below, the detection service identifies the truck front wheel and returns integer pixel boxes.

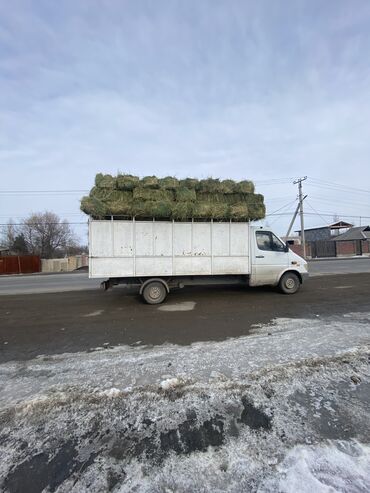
[142,281,167,304]
[279,272,300,294]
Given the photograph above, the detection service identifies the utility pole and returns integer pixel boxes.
[286,195,307,238]
[293,176,307,258]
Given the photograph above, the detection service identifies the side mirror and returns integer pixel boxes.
[285,242,290,253]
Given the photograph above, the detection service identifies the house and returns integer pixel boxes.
[331,226,370,256]
[295,221,353,242]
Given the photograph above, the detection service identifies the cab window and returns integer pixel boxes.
[256,231,286,252]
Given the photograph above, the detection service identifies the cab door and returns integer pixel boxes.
[251,230,289,285]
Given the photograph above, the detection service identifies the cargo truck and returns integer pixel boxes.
[89,219,308,304]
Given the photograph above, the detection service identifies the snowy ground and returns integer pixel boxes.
[0,313,369,492]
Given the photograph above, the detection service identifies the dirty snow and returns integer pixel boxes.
[83,309,104,317]
[0,312,369,492]
[158,301,196,311]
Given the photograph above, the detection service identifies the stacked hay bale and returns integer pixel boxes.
[81,173,265,221]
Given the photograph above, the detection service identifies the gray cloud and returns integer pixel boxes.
[1,0,370,238]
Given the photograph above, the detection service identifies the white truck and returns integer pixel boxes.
[89,219,308,304]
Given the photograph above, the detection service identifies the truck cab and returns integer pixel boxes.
[250,226,308,293]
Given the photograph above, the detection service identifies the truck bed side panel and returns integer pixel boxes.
[89,220,250,278]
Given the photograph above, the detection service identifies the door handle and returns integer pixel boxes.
[255,255,264,258]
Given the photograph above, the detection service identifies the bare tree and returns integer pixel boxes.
[0,219,17,249]
[19,212,77,258]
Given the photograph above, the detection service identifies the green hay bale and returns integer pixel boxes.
[116,174,140,190]
[91,187,130,201]
[235,180,255,193]
[193,202,229,219]
[80,196,107,217]
[95,173,116,189]
[179,178,200,190]
[172,202,195,220]
[199,178,222,193]
[196,192,228,203]
[132,200,173,219]
[219,179,237,193]
[104,200,132,216]
[229,203,249,220]
[133,188,174,201]
[159,176,179,190]
[175,187,197,202]
[222,193,251,205]
[141,176,160,189]
[247,201,266,221]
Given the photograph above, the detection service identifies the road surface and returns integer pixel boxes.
[1,272,370,363]
[308,257,370,275]
[1,257,370,295]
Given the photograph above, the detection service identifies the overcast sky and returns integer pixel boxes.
[1,0,370,240]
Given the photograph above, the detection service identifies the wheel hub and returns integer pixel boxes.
[285,278,295,289]
[149,286,161,299]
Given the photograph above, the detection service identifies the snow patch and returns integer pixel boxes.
[158,301,196,312]
[261,440,370,492]
[160,378,181,390]
[83,309,104,317]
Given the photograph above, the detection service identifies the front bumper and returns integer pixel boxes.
[301,272,309,283]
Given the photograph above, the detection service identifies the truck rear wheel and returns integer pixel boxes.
[279,272,300,294]
[142,281,167,304]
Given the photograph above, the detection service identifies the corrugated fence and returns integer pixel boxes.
[0,255,41,275]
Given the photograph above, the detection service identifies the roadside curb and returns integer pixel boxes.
[308,256,370,262]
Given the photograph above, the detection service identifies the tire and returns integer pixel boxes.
[279,272,300,294]
[142,281,167,305]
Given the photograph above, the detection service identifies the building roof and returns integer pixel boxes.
[331,226,370,241]
[295,220,353,234]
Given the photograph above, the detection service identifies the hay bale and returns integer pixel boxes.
[219,179,237,193]
[229,203,249,220]
[179,178,200,190]
[82,173,264,221]
[104,200,132,216]
[80,196,107,217]
[132,200,173,219]
[142,176,160,189]
[91,187,132,202]
[246,197,265,220]
[196,192,227,203]
[172,202,195,220]
[159,176,179,190]
[133,188,174,202]
[95,173,116,189]
[235,180,255,193]
[116,174,140,190]
[193,202,229,219]
[175,187,196,202]
[222,193,252,205]
[199,178,222,193]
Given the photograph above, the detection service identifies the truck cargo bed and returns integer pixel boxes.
[89,219,251,278]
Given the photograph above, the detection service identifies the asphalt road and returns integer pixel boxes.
[308,257,370,275]
[0,271,100,295]
[1,272,370,363]
[1,257,370,295]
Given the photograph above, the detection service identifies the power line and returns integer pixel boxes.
[305,201,331,226]
[266,199,298,216]
[308,177,370,194]
[308,195,370,208]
